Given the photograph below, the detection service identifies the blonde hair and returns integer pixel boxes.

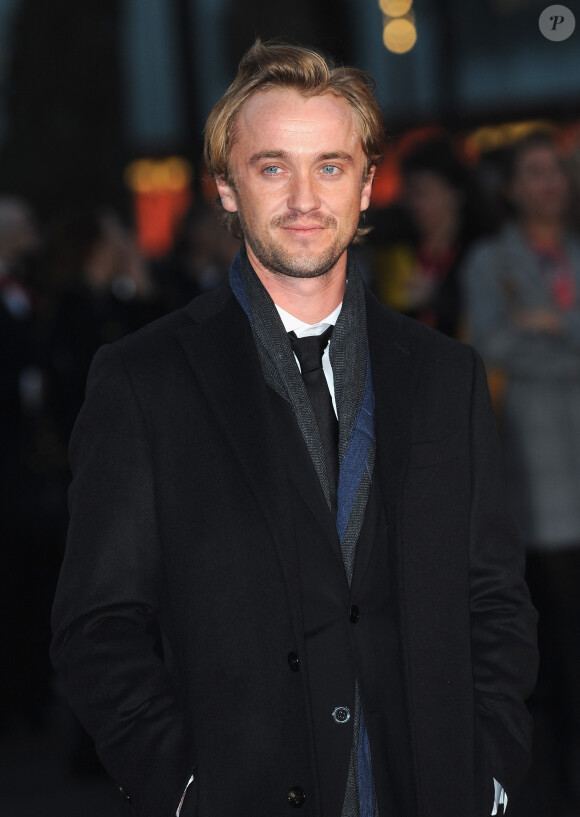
[204,39,384,242]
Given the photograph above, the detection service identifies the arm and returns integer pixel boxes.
[462,242,580,376]
[468,348,539,800]
[50,344,196,817]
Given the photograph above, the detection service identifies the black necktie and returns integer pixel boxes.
[289,325,339,513]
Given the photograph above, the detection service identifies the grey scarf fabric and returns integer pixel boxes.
[233,248,375,576]
[229,247,377,816]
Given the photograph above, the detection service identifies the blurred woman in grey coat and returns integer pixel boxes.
[462,131,580,817]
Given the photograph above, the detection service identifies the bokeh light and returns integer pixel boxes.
[383,17,417,54]
[379,0,413,17]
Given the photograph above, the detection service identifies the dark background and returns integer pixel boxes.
[0,0,578,218]
[0,1,579,814]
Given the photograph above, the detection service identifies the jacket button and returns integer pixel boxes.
[288,651,300,672]
[332,706,351,724]
[349,605,360,623]
[288,787,306,808]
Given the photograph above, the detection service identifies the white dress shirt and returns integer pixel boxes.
[275,301,342,418]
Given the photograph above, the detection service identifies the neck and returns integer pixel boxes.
[246,245,347,323]
[521,217,564,248]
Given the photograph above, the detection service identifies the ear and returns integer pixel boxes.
[360,166,376,212]
[215,177,238,213]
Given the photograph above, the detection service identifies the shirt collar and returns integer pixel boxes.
[275,301,342,338]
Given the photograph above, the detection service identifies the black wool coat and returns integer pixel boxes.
[51,281,538,817]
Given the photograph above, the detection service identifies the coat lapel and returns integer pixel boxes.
[365,291,427,810]
[174,287,304,642]
[266,385,345,571]
[365,291,416,561]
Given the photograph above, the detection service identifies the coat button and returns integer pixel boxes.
[332,706,351,724]
[349,605,360,623]
[288,652,300,672]
[288,787,306,808]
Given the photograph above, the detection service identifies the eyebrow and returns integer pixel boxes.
[317,152,354,163]
[248,150,288,166]
[248,150,355,166]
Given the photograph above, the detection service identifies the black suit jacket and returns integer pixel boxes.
[51,281,538,817]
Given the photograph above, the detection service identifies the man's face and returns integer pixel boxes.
[216,88,375,280]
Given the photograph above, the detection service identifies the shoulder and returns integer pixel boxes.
[90,284,235,378]
[366,288,475,373]
[365,292,485,435]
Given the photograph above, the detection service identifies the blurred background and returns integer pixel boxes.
[1,0,580,814]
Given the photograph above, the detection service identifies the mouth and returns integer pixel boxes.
[282,224,324,233]
[273,213,336,239]
[281,224,326,237]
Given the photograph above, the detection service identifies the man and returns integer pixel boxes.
[51,41,537,817]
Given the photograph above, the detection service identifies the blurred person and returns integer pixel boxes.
[0,198,42,435]
[0,197,42,353]
[152,203,240,312]
[50,41,537,817]
[462,131,580,817]
[565,134,580,236]
[41,208,165,775]
[0,196,55,731]
[371,137,495,338]
[45,208,162,446]
[0,196,39,274]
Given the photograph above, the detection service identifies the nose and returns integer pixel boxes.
[287,170,320,214]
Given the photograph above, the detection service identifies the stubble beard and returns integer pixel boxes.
[238,208,355,280]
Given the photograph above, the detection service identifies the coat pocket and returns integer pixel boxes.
[407,431,467,468]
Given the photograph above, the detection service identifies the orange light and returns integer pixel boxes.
[200,170,218,205]
[371,150,402,208]
[125,157,192,258]
[464,121,554,157]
